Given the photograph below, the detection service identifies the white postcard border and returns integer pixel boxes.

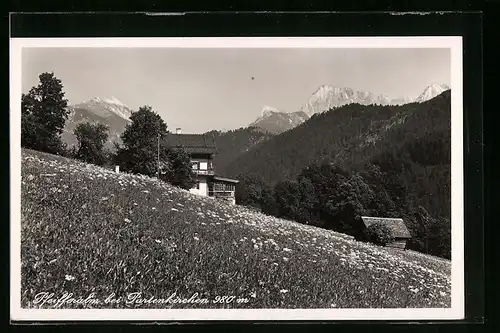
[10,36,464,321]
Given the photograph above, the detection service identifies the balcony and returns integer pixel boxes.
[193,168,215,176]
[209,190,235,198]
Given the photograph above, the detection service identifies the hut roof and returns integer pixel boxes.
[360,216,412,239]
[165,133,217,155]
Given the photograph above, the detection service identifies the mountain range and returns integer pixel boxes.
[414,83,451,103]
[62,97,132,149]
[248,106,309,134]
[60,83,450,156]
[248,84,450,134]
[222,90,452,219]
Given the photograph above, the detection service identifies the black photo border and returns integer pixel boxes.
[8,11,484,329]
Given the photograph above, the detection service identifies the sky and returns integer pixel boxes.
[22,47,450,133]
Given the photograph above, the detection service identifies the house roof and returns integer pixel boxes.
[165,133,217,154]
[360,216,412,239]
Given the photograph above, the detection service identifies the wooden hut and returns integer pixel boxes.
[360,216,412,249]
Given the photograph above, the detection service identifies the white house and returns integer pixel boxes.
[166,129,239,204]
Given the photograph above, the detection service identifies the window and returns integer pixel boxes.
[199,162,208,170]
[191,162,199,170]
[213,183,235,192]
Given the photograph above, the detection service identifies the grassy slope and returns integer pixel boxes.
[21,149,451,309]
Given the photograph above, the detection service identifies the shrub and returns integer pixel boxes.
[365,222,394,246]
[74,122,110,166]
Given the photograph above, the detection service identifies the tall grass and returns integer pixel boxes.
[20,149,451,309]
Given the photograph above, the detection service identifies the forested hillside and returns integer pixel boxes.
[225,91,450,215]
[206,127,274,173]
[226,91,449,178]
[226,91,452,258]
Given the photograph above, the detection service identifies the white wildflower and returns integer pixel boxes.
[65,275,75,281]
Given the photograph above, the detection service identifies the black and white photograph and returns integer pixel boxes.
[10,37,464,321]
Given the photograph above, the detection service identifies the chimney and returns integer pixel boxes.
[176,128,182,134]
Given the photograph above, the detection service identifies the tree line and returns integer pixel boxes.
[21,72,196,190]
[235,158,451,259]
[231,94,452,259]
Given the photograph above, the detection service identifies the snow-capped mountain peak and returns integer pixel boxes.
[313,85,334,96]
[103,96,127,106]
[300,85,401,116]
[415,84,451,103]
[63,96,133,150]
[75,96,132,121]
[248,83,450,135]
[249,105,309,134]
[300,83,452,116]
[261,105,281,117]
